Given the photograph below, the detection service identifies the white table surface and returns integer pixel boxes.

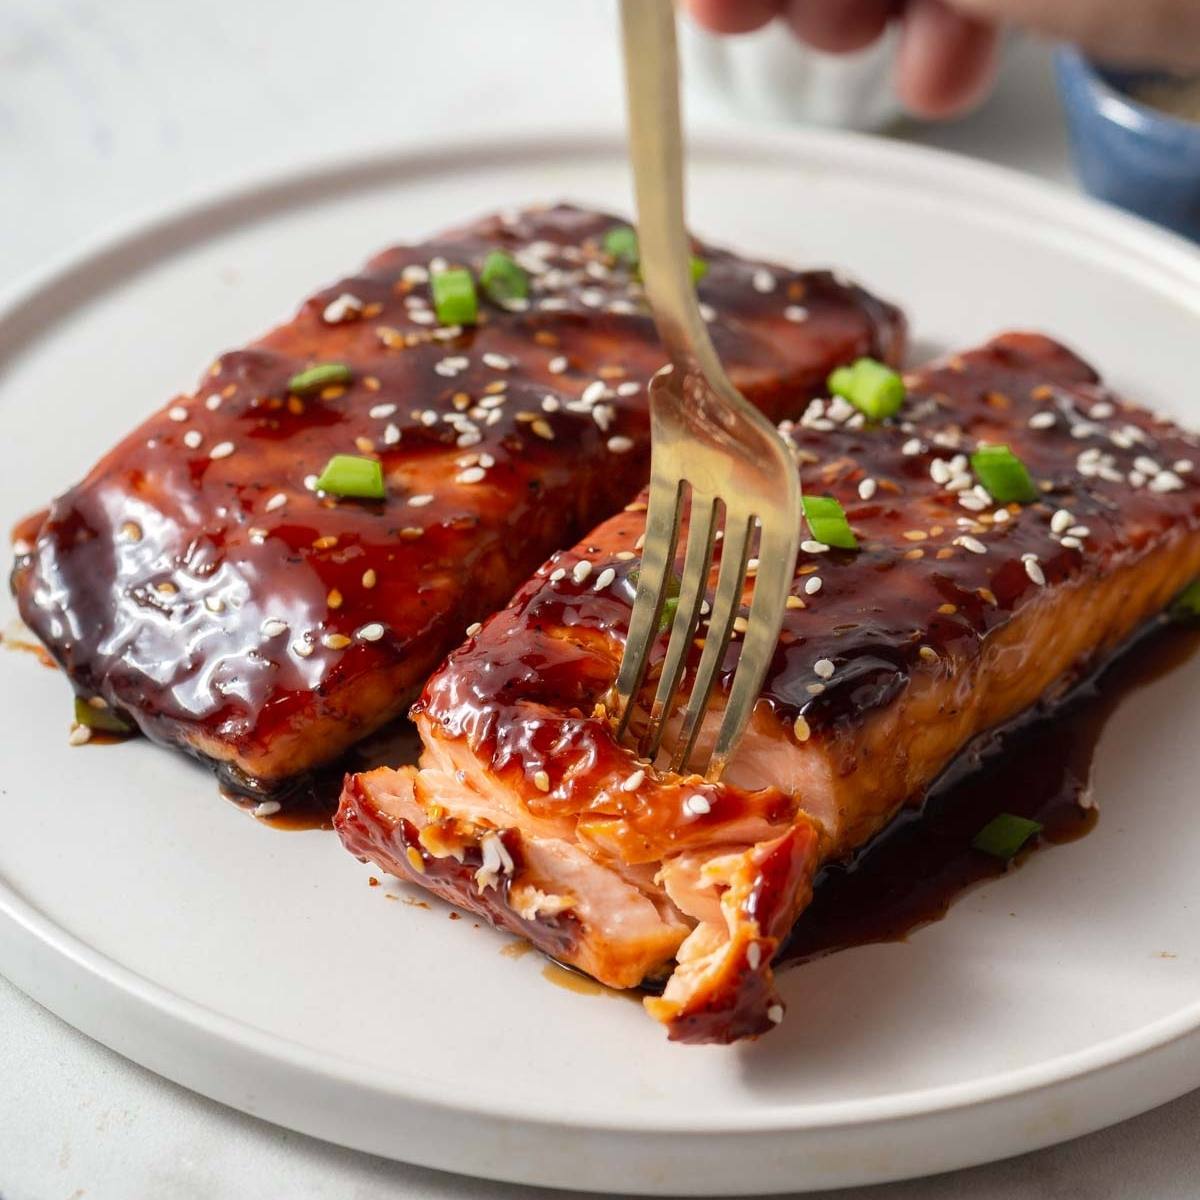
[4,3,1198,1197]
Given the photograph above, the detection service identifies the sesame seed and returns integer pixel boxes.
[747,943,762,971]
[322,292,362,323]
[621,770,646,792]
[1060,536,1083,549]
[785,595,805,610]
[209,441,235,460]
[858,478,877,501]
[1175,459,1194,474]
[953,535,987,554]
[204,596,225,613]
[264,492,287,513]
[732,616,749,634]
[120,521,142,541]
[800,540,829,554]
[326,589,343,609]
[930,459,952,485]
[607,435,634,454]
[683,794,711,816]
[292,639,314,657]
[401,264,429,283]
[616,381,640,397]
[1024,557,1046,586]
[1150,470,1185,493]
[167,405,188,422]
[793,715,811,742]
[482,352,512,371]
[767,1005,784,1025]
[68,724,92,746]
[533,769,551,792]
[581,380,609,406]
[698,302,717,322]
[252,800,282,818]
[918,645,939,664]
[409,310,435,326]
[321,633,352,650]
[805,576,822,595]
[369,403,397,419]
[1051,509,1073,534]
[548,355,568,374]
[312,534,338,550]
[1029,411,1057,430]
[784,305,809,322]
[806,682,826,695]
[408,494,434,507]
[361,569,377,589]
[261,618,288,638]
[594,567,616,591]
[542,395,561,413]
[902,530,928,542]
[549,566,567,583]
[993,508,1011,524]
[465,621,482,637]
[1134,455,1161,477]
[572,560,593,584]
[1068,524,1090,538]
[902,438,923,456]
[813,658,835,679]
[183,430,203,449]
[356,623,385,642]
[457,466,486,484]
[752,269,776,294]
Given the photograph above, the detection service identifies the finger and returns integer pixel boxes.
[895,0,1000,117]
[682,0,786,35]
[783,0,896,54]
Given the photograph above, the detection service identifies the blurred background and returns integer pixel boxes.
[2,0,1074,286]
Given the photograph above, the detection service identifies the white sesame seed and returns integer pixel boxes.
[548,355,568,375]
[549,567,566,582]
[1090,401,1115,420]
[572,560,593,584]
[805,576,822,595]
[683,794,711,816]
[1129,471,1147,488]
[322,292,362,324]
[457,466,486,484]
[1024,558,1046,586]
[401,264,429,283]
[383,423,401,445]
[482,352,512,371]
[953,535,987,555]
[1060,536,1083,549]
[356,622,386,642]
[784,305,809,322]
[746,942,763,971]
[616,381,640,397]
[858,478,877,501]
[533,770,551,792]
[767,1004,784,1025]
[801,540,829,554]
[292,639,313,657]
[902,438,923,456]
[370,403,397,419]
[1175,459,1194,474]
[429,256,448,273]
[1068,525,1090,538]
[542,396,560,413]
[1150,470,1185,493]
[209,441,235,460]
[183,430,203,449]
[1051,509,1073,534]
[420,410,439,427]
[261,618,288,638]
[408,493,434,507]
[409,310,435,325]
[621,770,645,792]
[1029,411,1057,430]
[581,380,609,406]
[205,394,223,410]
[540,297,568,312]
[958,494,989,512]
[465,621,482,637]
[593,566,616,591]
[265,492,287,512]
[752,269,776,294]
[993,508,1011,523]
[607,435,634,454]
[930,459,952,485]
[1134,455,1161,476]
[698,302,717,322]
[813,658,835,679]
[167,405,188,422]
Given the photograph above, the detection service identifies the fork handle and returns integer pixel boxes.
[620,0,745,413]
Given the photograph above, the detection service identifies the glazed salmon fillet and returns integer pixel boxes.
[9,204,902,797]
[337,332,1200,1043]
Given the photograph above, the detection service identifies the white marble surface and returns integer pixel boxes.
[3,2,1195,1197]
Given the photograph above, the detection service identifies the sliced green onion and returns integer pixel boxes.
[289,363,353,395]
[315,454,385,500]
[74,696,133,735]
[827,358,906,421]
[603,225,639,265]
[690,255,709,284]
[970,444,1038,504]
[658,595,680,634]
[1171,579,1200,623]
[479,250,529,304]
[431,268,478,326]
[802,495,858,550]
[972,813,1042,860]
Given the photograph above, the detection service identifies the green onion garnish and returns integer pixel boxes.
[827,358,906,421]
[479,250,529,304]
[690,255,709,283]
[972,813,1042,860]
[1171,579,1200,623]
[315,454,385,500]
[74,696,133,735]
[288,363,353,395]
[431,268,478,326]
[603,225,639,265]
[802,495,858,550]
[970,444,1038,504]
[658,595,680,633]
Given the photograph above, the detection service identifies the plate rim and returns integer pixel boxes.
[4,123,1200,1185]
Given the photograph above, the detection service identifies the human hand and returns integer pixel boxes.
[683,0,1200,118]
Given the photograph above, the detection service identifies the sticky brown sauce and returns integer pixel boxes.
[778,617,1200,968]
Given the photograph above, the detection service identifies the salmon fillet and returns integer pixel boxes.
[337,332,1200,1043]
[9,204,903,797]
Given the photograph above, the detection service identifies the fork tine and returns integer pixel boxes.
[669,510,753,774]
[641,491,721,760]
[706,518,797,780]
[613,474,685,739]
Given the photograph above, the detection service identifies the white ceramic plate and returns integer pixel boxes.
[2,130,1200,1197]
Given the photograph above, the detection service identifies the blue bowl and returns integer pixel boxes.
[1055,48,1200,242]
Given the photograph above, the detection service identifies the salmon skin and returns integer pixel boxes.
[9,204,903,797]
[337,333,1200,1043]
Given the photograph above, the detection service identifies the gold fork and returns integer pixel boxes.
[613,0,803,781]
